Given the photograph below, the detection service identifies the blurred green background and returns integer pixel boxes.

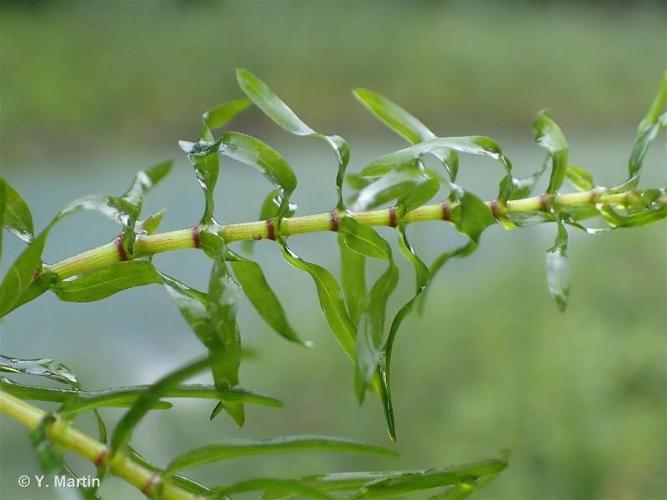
[1,1,665,499]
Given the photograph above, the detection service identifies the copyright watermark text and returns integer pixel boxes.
[17,474,100,489]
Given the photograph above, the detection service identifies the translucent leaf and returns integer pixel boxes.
[166,435,395,473]
[51,261,161,302]
[122,160,172,208]
[160,272,243,426]
[237,68,349,208]
[201,97,251,141]
[545,220,570,311]
[179,140,220,224]
[136,209,166,235]
[0,178,34,243]
[352,88,458,180]
[110,356,210,453]
[0,223,53,317]
[362,136,513,201]
[219,131,297,201]
[352,167,430,211]
[60,195,138,227]
[207,235,244,425]
[533,110,569,194]
[566,165,595,192]
[0,354,79,386]
[628,72,667,180]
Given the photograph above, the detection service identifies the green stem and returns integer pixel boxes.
[0,389,198,500]
[47,189,658,280]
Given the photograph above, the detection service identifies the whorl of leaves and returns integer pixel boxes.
[1,70,665,499]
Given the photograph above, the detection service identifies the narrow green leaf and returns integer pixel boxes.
[453,191,497,243]
[0,178,34,243]
[59,195,138,227]
[207,235,244,425]
[179,140,220,224]
[545,220,570,311]
[397,228,429,293]
[533,110,569,194]
[0,224,52,317]
[201,97,251,141]
[227,250,306,346]
[0,355,79,386]
[566,165,595,192]
[110,356,210,453]
[339,218,399,401]
[352,167,430,211]
[122,160,172,208]
[362,136,513,201]
[51,261,161,302]
[219,131,297,203]
[212,478,332,500]
[167,435,395,473]
[351,89,458,180]
[160,270,243,424]
[339,232,367,327]
[136,209,166,235]
[236,68,349,208]
[0,377,171,412]
[629,72,667,179]
[353,88,435,144]
[278,238,356,359]
[355,459,507,498]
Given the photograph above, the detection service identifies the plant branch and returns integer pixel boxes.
[46,189,663,280]
[0,389,198,500]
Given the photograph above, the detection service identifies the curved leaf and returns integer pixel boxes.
[179,140,220,224]
[278,238,356,358]
[533,110,568,194]
[628,72,667,180]
[362,136,513,202]
[566,165,595,192]
[122,160,172,208]
[0,178,34,243]
[218,131,297,223]
[545,220,570,311]
[51,261,161,302]
[167,435,395,473]
[201,97,251,141]
[227,249,306,346]
[0,355,78,386]
[352,88,458,180]
[237,68,349,208]
[355,459,507,498]
[339,218,399,401]
[353,88,435,144]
